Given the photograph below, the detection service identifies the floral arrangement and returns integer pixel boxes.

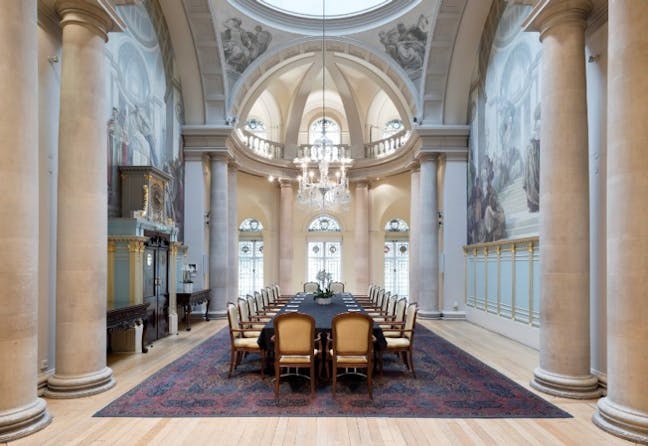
[314,269,334,300]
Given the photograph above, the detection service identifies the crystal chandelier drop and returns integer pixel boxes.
[294,0,352,211]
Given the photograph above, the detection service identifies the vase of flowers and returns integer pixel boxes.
[314,269,334,305]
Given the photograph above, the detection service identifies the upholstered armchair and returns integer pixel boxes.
[226,302,265,378]
[328,312,374,399]
[272,312,321,400]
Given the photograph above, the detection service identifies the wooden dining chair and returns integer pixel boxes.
[329,281,345,293]
[328,312,374,399]
[303,281,319,293]
[378,303,418,377]
[272,312,321,400]
[226,302,265,378]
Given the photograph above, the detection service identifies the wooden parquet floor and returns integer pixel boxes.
[6,319,633,446]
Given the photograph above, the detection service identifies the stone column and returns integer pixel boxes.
[208,153,229,318]
[409,164,420,303]
[418,153,440,318]
[0,1,51,440]
[354,180,370,294]
[593,1,648,442]
[279,180,294,294]
[524,0,600,398]
[46,0,123,398]
[228,162,239,300]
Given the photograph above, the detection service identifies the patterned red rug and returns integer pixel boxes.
[95,325,570,418]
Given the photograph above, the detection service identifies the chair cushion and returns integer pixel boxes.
[383,331,402,338]
[243,330,261,338]
[234,337,260,348]
[279,354,312,364]
[386,337,410,348]
[329,350,368,364]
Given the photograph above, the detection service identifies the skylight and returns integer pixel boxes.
[259,0,391,18]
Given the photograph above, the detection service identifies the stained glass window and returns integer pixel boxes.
[307,215,341,232]
[384,240,409,299]
[384,218,409,232]
[244,118,267,139]
[239,218,263,232]
[239,240,264,297]
[383,119,404,139]
[308,241,341,283]
[309,118,340,146]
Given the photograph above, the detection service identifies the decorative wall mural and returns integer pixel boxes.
[106,1,185,239]
[379,14,429,78]
[467,4,541,244]
[221,18,272,74]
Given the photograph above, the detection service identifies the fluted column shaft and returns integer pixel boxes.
[208,154,229,318]
[418,154,440,318]
[228,163,239,300]
[409,166,420,302]
[524,0,599,399]
[0,0,51,440]
[279,180,294,293]
[354,181,370,294]
[593,1,648,443]
[46,0,121,398]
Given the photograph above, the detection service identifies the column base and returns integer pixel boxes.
[44,366,115,399]
[531,367,602,399]
[418,310,442,320]
[0,398,51,442]
[206,310,226,320]
[441,311,466,320]
[593,397,648,444]
[169,312,178,335]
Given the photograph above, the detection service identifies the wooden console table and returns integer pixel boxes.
[107,302,150,353]
[176,289,210,331]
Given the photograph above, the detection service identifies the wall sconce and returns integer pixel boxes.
[437,211,444,226]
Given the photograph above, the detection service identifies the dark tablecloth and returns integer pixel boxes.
[257,293,387,351]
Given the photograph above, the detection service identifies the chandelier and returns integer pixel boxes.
[294,0,352,211]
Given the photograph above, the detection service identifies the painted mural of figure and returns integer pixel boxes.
[499,103,523,189]
[222,18,271,73]
[524,105,541,212]
[380,15,428,74]
[129,105,158,167]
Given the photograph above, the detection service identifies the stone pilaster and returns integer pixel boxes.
[409,163,420,303]
[354,180,370,294]
[228,162,239,300]
[278,180,294,294]
[524,0,600,399]
[0,0,51,440]
[208,153,229,318]
[593,1,648,443]
[418,153,440,318]
[46,0,123,399]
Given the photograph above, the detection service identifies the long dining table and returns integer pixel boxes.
[256,292,387,352]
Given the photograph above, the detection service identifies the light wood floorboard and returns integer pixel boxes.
[4,319,635,446]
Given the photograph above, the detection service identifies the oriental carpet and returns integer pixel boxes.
[95,325,570,418]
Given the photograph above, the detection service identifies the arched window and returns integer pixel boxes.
[307,215,341,232]
[309,118,340,145]
[307,215,342,283]
[238,218,264,296]
[383,119,404,139]
[384,218,409,298]
[244,118,267,140]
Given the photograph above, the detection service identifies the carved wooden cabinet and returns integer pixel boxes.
[119,165,173,225]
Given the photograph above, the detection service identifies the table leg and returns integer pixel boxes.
[140,319,149,353]
[185,304,192,331]
[205,300,210,321]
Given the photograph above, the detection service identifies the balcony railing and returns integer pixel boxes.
[296,144,351,161]
[364,129,411,159]
[237,128,284,160]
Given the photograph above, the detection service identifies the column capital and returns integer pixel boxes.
[279,178,294,189]
[55,0,125,41]
[228,160,239,171]
[407,160,420,172]
[209,151,230,163]
[416,151,439,163]
[523,0,593,39]
[353,179,370,188]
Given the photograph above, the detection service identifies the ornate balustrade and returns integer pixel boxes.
[463,236,540,327]
[237,128,284,160]
[296,143,351,161]
[364,129,411,159]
